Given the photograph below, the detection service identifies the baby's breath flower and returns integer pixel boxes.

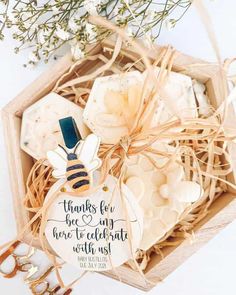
[69,17,80,33]
[0,0,191,64]
[55,26,70,40]
[84,0,101,15]
[71,41,85,60]
[38,30,47,45]
[85,23,97,41]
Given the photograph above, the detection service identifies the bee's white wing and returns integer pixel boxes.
[47,146,67,178]
[78,134,101,173]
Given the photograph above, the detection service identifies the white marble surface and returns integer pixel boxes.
[1,1,236,294]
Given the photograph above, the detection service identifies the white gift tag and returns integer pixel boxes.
[45,173,143,271]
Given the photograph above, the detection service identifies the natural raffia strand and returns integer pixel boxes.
[23,159,56,236]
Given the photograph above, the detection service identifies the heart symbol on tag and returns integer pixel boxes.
[45,173,143,271]
[82,214,93,226]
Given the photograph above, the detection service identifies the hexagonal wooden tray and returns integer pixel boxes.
[2,39,236,291]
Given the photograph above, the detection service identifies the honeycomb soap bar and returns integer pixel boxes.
[21,93,90,160]
[124,142,202,250]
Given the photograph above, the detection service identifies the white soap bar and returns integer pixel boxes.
[83,71,144,144]
[147,67,197,127]
[124,142,202,250]
[83,69,197,144]
[21,93,90,160]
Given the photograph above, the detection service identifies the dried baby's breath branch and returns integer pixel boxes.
[0,0,191,66]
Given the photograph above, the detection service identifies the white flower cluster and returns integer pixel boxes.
[0,0,191,66]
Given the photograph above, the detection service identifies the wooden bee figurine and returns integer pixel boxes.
[47,117,101,193]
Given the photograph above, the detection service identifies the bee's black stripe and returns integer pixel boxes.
[72,179,90,189]
[66,164,84,172]
[67,171,88,181]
